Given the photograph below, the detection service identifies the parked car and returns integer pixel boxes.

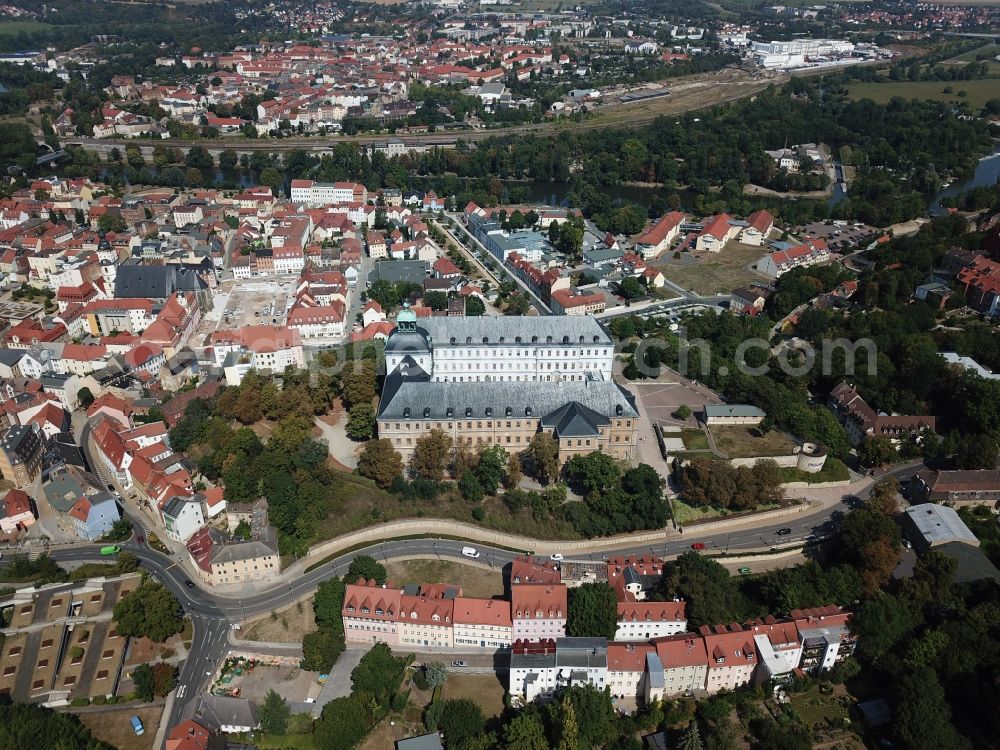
[461,546,480,559]
[738,567,752,575]
[129,716,144,736]
[549,553,564,561]
[451,660,467,668]
[690,542,706,550]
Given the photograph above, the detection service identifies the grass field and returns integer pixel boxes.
[443,673,506,719]
[384,559,504,599]
[680,428,710,451]
[655,241,768,295]
[0,20,50,36]
[671,498,723,525]
[710,426,796,458]
[780,457,851,484]
[946,43,1000,63]
[790,685,852,728]
[77,705,163,750]
[846,77,1000,109]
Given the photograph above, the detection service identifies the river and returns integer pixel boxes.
[928,148,1000,216]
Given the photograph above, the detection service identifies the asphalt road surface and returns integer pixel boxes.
[31,426,920,737]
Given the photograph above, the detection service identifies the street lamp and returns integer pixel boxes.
[433,542,439,559]
[726,533,731,554]
[239,600,246,623]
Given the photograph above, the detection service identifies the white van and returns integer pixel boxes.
[461,546,480,559]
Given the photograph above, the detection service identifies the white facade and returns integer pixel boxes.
[615,618,686,642]
[384,318,615,384]
[162,498,205,543]
[453,621,512,649]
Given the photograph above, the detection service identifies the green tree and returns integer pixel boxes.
[78,387,95,408]
[566,452,621,494]
[475,445,507,495]
[459,470,485,503]
[112,583,183,643]
[567,582,618,639]
[358,439,403,489]
[260,166,283,195]
[410,429,453,481]
[425,662,449,688]
[301,626,344,672]
[314,695,373,750]
[677,722,704,750]
[132,663,155,701]
[438,699,485,748]
[350,643,407,710]
[895,667,969,750]
[524,432,560,485]
[340,361,378,409]
[503,712,548,750]
[556,695,580,750]
[466,296,486,316]
[662,552,750,627]
[505,293,531,316]
[259,689,291,735]
[346,403,377,441]
[675,404,692,421]
[347,555,387,585]
[0,702,114,749]
[424,291,449,310]
[859,436,897,467]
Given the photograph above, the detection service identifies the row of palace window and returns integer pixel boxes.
[389,420,631,431]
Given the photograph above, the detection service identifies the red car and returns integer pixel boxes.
[690,542,706,550]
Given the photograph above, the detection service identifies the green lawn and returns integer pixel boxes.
[946,43,1000,63]
[0,20,50,36]
[790,686,852,729]
[709,426,796,458]
[670,498,722,525]
[846,77,1000,110]
[779,457,850,484]
[680,428,710,451]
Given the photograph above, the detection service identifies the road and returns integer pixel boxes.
[45,417,921,740]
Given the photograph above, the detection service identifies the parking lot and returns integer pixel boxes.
[790,221,878,255]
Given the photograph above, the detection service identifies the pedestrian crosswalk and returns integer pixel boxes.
[175,684,187,699]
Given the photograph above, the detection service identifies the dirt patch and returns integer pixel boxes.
[384,560,505,599]
[242,596,316,643]
[442,673,506,719]
[76,705,163,750]
[124,637,159,667]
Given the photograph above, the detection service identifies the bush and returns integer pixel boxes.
[412,669,429,691]
[91,695,107,705]
[70,697,90,707]
[472,506,486,522]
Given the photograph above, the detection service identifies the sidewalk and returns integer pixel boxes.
[313,414,359,469]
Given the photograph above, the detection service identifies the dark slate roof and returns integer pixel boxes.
[377,377,637,422]
[417,315,612,346]
[540,400,610,438]
[936,541,1000,584]
[113,263,208,299]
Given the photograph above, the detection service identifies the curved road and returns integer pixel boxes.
[46,425,921,736]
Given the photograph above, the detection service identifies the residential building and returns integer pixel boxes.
[910,469,1000,509]
[68,492,121,540]
[635,212,685,258]
[792,606,854,673]
[509,637,608,702]
[702,625,758,694]
[654,634,709,695]
[398,586,456,649]
[739,210,775,246]
[210,325,304,386]
[695,214,737,253]
[453,597,513,650]
[0,424,44,488]
[616,601,687,641]
[511,583,567,641]
[828,382,936,446]
[343,578,402,646]
[757,238,830,279]
[0,488,36,533]
[161,495,206,542]
[192,695,259,734]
